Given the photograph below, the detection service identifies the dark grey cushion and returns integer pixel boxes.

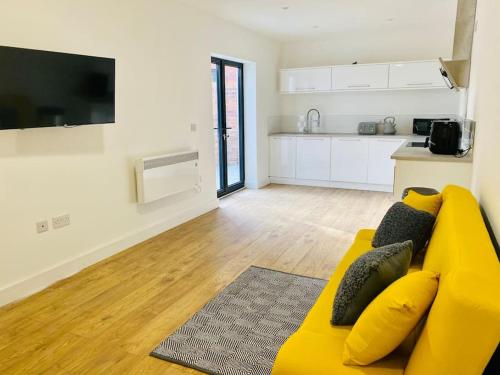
[372,202,436,255]
[402,187,440,199]
[331,241,413,326]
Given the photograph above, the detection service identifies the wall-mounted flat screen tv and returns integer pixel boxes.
[0,46,115,130]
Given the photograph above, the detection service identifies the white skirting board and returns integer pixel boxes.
[0,198,219,307]
[269,177,393,193]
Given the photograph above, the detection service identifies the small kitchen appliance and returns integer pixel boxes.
[426,120,462,155]
[383,116,397,135]
[357,122,377,135]
[413,118,450,136]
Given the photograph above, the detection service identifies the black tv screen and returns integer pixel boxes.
[0,46,115,130]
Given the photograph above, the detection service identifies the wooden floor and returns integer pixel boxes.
[0,184,394,374]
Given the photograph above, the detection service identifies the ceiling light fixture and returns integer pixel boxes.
[282,6,289,10]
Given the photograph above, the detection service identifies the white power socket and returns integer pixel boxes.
[52,214,70,229]
[36,220,49,234]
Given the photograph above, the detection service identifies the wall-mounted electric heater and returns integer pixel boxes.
[135,151,199,204]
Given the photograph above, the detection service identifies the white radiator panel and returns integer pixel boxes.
[135,151,199,204]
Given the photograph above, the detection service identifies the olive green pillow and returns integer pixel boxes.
[331,241,413,326]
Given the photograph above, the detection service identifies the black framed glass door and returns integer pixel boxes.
[211,57,245,198]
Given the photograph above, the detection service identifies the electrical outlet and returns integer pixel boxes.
[52,214,70,229]
[190,123,197,132]
[36,220,49,233]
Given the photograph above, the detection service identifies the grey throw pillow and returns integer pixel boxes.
[372,202,436,255]
[331,241,413,325]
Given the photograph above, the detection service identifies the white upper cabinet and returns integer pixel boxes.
[331,138,369,183]
[389,61,446,89]
[367,138,406,186]
[269,136,297,178]
[296,137,331,181]
[280,67,332,93]
[332,64,389,90]
[280,60,448,93]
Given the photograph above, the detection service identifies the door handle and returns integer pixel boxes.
[348,84,371,88]
[213,127,233,130]
[406,82,432,86]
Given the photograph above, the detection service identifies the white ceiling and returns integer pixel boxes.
[179,0,458,42]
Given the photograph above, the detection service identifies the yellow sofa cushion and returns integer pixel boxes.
[403,190,442,216]
[272,328,407,375]
[343,271,439,366]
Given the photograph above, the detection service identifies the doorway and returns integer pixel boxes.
[211,57,245,198]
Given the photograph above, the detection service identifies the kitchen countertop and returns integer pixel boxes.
[392,140,473,163]
[269,132,411,139]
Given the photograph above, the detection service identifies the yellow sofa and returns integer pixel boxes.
[272,185,500,375]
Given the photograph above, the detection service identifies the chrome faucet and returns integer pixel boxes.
[306,109,321,133]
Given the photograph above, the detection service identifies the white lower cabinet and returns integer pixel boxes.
[367,139,406,185]
[269,135,406,191]
[269,136,296,178]
[331,138,369,183]
[296,137,331,181]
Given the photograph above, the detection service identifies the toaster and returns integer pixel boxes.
[358,122,377,135]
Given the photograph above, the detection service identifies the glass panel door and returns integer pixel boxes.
[211,57,245,197]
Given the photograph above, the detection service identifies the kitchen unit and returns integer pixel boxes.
[269,136,297,178]
[269,134,406,192]
[331,64,389,90]
[392,142,473,198]
[367,138,405,185]
[280,67,332,93]
[389,61,446,89]
[280,60,447,94]
[296,137,331,180]
[330,138,369,183]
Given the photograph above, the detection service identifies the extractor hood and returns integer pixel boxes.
[439,0,477,90]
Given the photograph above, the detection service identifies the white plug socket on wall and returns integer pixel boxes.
[52,214,70,229]
[36,220,49,233]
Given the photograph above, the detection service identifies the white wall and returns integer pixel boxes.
[278,90,462,135]
[467,0,500,242]
[0,0,280,305]
[280,26,455,69]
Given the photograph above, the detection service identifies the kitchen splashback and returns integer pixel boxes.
[273,114,459,135]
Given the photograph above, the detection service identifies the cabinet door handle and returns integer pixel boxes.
[348,84,371,88]
[406,82,432,86]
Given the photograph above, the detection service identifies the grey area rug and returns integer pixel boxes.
[151,266,327,375]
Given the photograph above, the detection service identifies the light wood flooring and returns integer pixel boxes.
[0,184,394,374]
